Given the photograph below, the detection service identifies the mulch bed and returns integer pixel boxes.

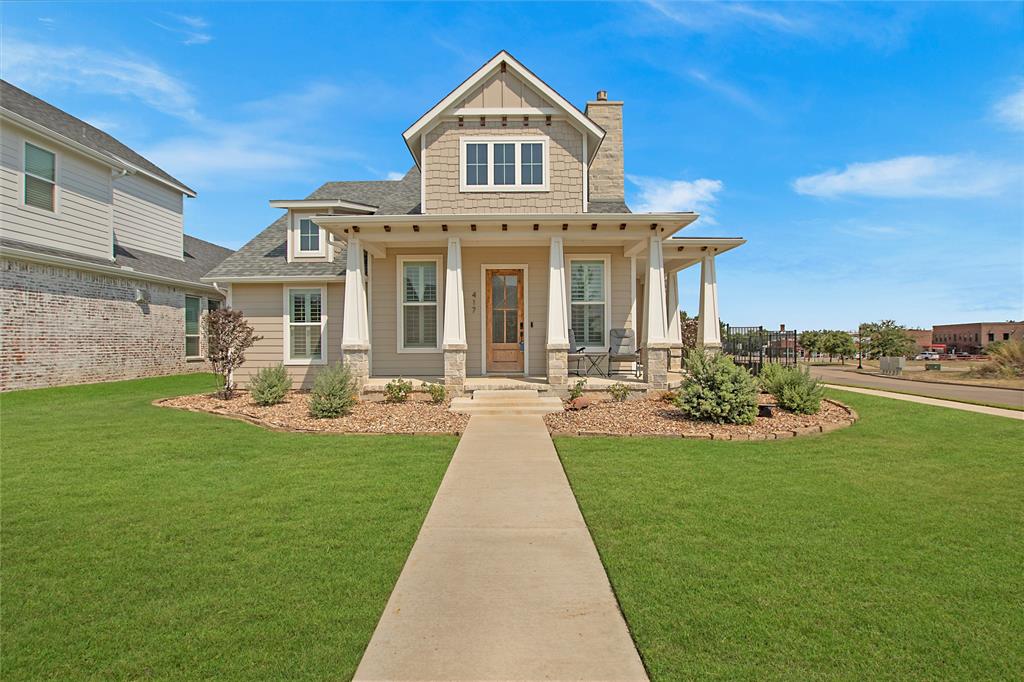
[544,395,857,440]
[157,391,468,435]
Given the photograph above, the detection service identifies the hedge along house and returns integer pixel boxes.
[204,51,744,394]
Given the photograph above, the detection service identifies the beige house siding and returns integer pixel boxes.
[112,172,184,260]
[423,120,585,215]
[369,247,445,377]
[231,281,344,389]
[0,123,114,261]
[456,69,553,109]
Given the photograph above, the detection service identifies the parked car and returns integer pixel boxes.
[915,352,941,360]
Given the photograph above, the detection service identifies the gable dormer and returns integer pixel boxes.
[269,199,376,263]
[403,51,606,216]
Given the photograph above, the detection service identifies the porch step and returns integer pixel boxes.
[449,391,564,416]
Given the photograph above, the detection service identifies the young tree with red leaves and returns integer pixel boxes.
[205,308,261,398]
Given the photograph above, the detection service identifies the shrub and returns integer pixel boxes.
[608,382,630,402]
[660,389,680,404]
[427,383,447,404]
[969,339,1024,378]
[250,364,292,406]
[758,363,824,414]
[674,350,758,425]
[384,377,414,403]
[205,308,261,398]
[568,378,587,401]
[308,363,358,418]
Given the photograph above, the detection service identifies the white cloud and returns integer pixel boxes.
[686,68,761,114]
[2,37,198,121]
[793,155,1020,199]
[627,175,725,221]
[152,13,212,46]
[385,171,406,181]
[993,84,1024,132]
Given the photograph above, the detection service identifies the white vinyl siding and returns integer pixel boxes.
[0,123,114,260]
[570,259,608,348]
[286,288,325,364]
[185,295,201,358]
[459,137,549,191]
[112,173,184,260]
[24,142,55,211]
[399,259,440,351]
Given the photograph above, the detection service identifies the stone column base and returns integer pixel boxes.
[669,344,685,371]
[702,343,723,357]
[341,346,370,392]
[644,345,670,390]
[443,346,467,397]
[546,346,569,396]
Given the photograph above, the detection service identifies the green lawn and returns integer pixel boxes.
[1,374,455,679]
[557,390,1023,680]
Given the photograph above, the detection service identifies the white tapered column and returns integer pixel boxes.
[546,236,569,389]
[341,237,370,386]
[442,237,467,395]
[644,236,670,388]
[667,269,683,369]
[697,254,722,349]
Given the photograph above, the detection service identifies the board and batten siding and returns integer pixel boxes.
[0,123,114,261]
[231,282,344,389]
[112,172,184,260]
[369,247,446,377]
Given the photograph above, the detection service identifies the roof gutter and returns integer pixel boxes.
[1,245,221,295]
[199,275,345,284]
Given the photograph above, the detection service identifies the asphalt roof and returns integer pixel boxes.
[1,80,195,195]
[1,234,233,287]
[205,167,632,281]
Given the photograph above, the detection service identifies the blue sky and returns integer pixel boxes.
[3,1,1022,329]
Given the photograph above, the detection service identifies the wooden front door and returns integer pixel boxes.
[486,269,525,373]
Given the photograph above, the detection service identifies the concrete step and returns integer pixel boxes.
[464,397,564,408]
[470,389,540,399]
[450,393,564,416]
[453,407,563,417]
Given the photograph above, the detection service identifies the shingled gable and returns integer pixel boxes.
[402,50,606,168]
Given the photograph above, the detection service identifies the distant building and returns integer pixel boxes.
[932,322,1023,354]
[905,328,933,351]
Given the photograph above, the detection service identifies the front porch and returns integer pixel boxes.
[313,212,744,395]
[362,371,688,397]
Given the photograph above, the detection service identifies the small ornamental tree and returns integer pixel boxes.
[861,320,916,359]
[205,308,261,398]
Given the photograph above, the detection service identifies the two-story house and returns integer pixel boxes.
[204,51,744,394]
[0,81,232,391]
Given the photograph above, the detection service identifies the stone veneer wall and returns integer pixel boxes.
[584,99,624,202]
[1,256,215,391]
[423,120,585,214]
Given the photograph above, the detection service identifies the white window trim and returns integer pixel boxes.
[479,263,530,376]
[283,286,328,366]
[397,255,443,354]
[185,295,203,360]
[21,139,60,215]
[458,136,549,192]
[289,213,328,260]
[566,254,611,351]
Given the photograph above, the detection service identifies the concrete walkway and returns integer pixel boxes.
[824,384,1024,420]
[353,414,648,681]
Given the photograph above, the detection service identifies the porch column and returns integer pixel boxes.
[341,237,370,388]
[666,269,684,370]
[442,237,467,396]
[546,236,569,391]
[644,236,671,389]
[697,254,722,350]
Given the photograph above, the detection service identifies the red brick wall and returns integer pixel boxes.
[931,322,1024,353]
[1,256,219,391]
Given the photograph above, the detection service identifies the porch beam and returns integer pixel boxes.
[361,241,387,259]
[624,239,648,258]
[697,254,722,349]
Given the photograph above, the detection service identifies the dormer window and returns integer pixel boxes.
[459,137,548,192]
[299,219,320,252]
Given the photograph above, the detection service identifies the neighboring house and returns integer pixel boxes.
[205,51,744,394]
[932,321,1023,354]
[0,81,233,391]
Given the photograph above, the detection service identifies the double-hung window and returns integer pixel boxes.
[400,259,440,351]
[185,296,201,358]
[569,259,608,347]
[24,142,56,211]
[296,218,322,255]
[460,138,548,191]
[288,288,324,362]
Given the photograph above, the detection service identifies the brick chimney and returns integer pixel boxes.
[585,90,624,203]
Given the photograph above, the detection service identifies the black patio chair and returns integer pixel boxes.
[568,328,587,376]
[608,328,643,379]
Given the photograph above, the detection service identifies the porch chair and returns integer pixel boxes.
[608,328,643,379]
[568,328,587,376]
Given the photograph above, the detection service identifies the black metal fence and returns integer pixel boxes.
[723,326,799,375]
